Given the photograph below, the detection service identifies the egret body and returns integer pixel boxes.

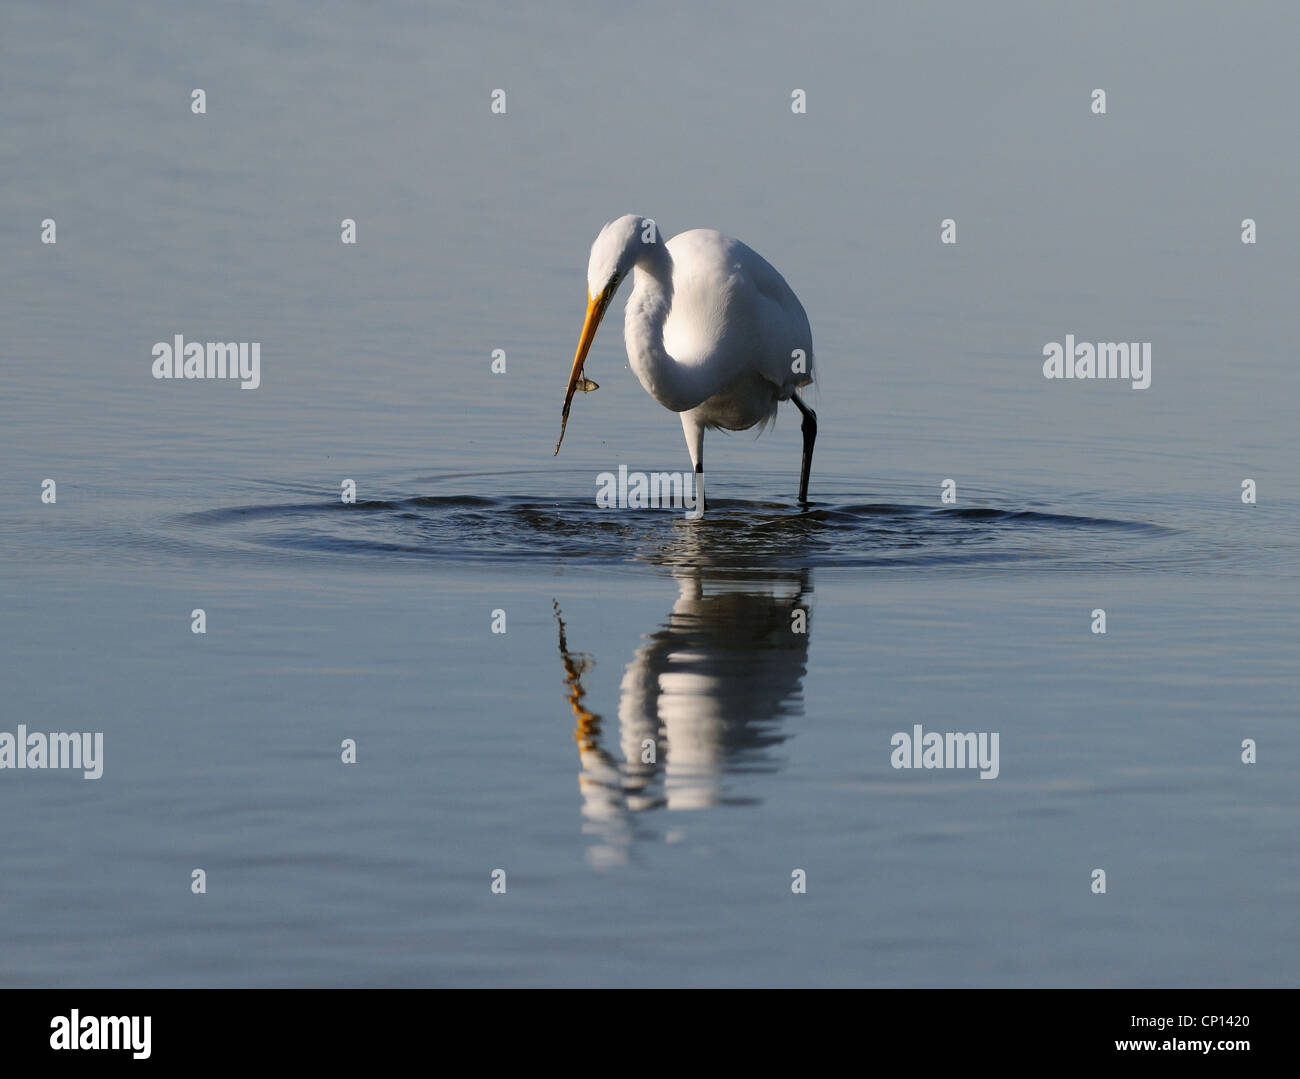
[556,214,817,507]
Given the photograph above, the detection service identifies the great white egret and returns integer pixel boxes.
[555,214,817,507]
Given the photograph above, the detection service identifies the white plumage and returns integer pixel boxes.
[557,214,818,505]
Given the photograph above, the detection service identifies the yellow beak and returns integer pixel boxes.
[555,289,611,455]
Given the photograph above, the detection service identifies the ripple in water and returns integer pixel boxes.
[172,472,1202,573]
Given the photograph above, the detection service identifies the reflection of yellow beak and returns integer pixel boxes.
[555,287,611,455]
[553,600,602,748]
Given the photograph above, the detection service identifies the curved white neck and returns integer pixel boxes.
[623,244,710,413]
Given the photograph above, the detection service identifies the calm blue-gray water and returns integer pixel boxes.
[1,1,1297,986]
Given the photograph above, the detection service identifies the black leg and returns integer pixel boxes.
[694,461,706,516]
[791,393,817,504]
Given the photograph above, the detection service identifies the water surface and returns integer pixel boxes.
[2,0,1297,987]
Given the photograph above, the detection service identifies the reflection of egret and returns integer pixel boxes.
[555,215,818,507]
[553,601,645,839]
[553,569,811,865]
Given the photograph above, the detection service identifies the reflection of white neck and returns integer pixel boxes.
[576,745,634,869]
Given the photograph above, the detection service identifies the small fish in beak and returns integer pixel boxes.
[555,286,613,454]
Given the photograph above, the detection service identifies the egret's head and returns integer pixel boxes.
[556,214,657,455]
[586,213,653,298]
